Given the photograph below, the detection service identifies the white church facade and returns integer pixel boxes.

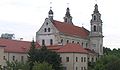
[0,4,103,70]
[36,4,103,56]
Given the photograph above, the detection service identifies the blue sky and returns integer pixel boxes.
[0,0,120,49]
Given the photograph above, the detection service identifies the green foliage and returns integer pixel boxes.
[28,41,62,70]
[91,47,120,70]
[32,62,54,70]
[28,40,37,70]
[6,61,30,70]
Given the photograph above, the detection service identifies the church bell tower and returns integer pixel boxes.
[89,4,103,56]
[63,7,73,24]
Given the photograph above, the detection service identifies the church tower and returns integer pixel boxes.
[89,4,103,56]
[63,7,73,24]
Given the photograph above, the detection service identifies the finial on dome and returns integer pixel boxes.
[48,2,53,21]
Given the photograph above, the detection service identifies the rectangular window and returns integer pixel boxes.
[84,57,86,62]
[50,39,53,45]
[93,44,96,47]
[44,28,47,32]
[21,56,24,62]
[76,67,78,70]
[66,57,69,62]
[81,67,83,70]
[76,57,78,62]
[84,67,86,70]
[42,39,45,46]
[86,43,88,47]
[48,28,50,32]
[13,56,15,61]
[81,57,83,62]
[3,56,6,60]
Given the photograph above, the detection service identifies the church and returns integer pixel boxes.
[0,4,103,70]
[35,3,103,70]
[36,4,103,56]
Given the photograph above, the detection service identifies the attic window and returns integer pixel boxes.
[46,22,48,25]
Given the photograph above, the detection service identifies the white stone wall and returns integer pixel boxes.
[4,53,27,62]
[0,52,27,67]
[60,53,88,70]
[36,18,59,46]
[90,37,103,55]
[58,34,89,48]
[0,47,6,67]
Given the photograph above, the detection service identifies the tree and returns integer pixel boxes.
[28,40,37,70]
[28,42,62,70]
[94,54,120,70]
[5,60,30,70]
[36,45,62,70]
[32,62,54,70]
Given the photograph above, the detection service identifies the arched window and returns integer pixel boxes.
[44,28,47,32]
[48,28,50,32]
[42,39,45,46]
[67,40,69,43]
[94,16,96,20]
[46,22,48,25]
[93,25,97,32]
[50,39,53,45]
[72,41,74,43]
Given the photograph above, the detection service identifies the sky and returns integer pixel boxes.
[0,0,120,49]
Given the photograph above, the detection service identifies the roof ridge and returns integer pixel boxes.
[0,38,31,43]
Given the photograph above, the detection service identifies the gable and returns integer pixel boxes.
[36,18,59,35]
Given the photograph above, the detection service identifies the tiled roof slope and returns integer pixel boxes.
[53,20,89,38]
[57,43,88,53]
[0,38,31,53]
[0,38,88,54]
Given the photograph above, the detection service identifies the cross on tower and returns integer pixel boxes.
[95,0,98,4]
[67,3,69,7]
[50,2,52,9]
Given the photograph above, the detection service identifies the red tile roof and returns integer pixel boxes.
[57,43,88,53]
[0,38,31,53]
[0,38,88,54]
[53,20,89,38]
